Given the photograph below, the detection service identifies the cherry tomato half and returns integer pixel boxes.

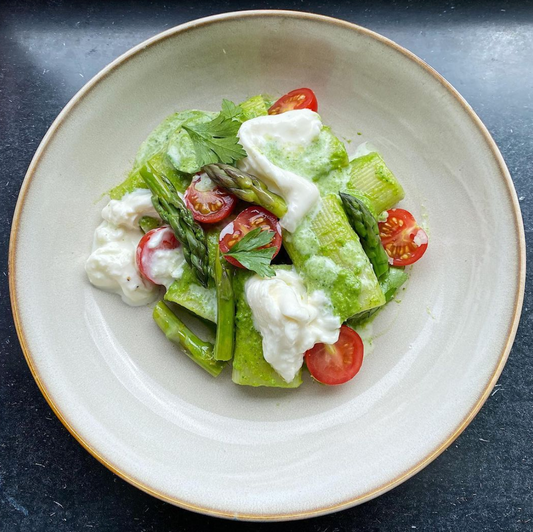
[268,88,318,115]
[378,208,428,267]
[305,325,364,386]
[184,172,237,224]
[136,225,179,285]
[219,206,282,269]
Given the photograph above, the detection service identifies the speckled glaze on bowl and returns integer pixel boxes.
[9,10,525,521]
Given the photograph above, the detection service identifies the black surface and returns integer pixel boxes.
[1,0,532,530]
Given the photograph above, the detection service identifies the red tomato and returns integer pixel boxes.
[184,172,237,223]
[378,208,428,266]
[136,226,179,284]
[219,206,282,269]
[268,88,318,115]
[305,326,364,386]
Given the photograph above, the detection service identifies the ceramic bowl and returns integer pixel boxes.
[9,11,525,520]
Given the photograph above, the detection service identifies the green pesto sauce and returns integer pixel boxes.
[260,126,348,182]
[317,167,378,218]
[108,170,147,200]
[375,163,395,185]
[134,110,215,169]
[108,151,192,200]
[164,229,220,323]
[108,111,213,199]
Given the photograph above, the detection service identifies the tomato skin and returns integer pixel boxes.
[219,206,282,269]
[268,88,318,115]
[136,226,179,284]
[305,325,364,386]
[379,208,428,267]
[184,173,237,223]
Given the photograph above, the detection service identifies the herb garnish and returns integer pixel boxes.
[220,99,244,122]
[223,227,276,277]
[182,109,246,168]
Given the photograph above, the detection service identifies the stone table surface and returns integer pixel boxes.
[0,0,531,530]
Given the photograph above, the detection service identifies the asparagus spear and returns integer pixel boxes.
[140,162,211,287]
[203,163,288,219]
[340,192,389,280]
[213,246,235,361]
[153,301,225,377]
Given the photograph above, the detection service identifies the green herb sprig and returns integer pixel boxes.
[223,228,276,278]
[220,99,244,122]
[182,104,246,168]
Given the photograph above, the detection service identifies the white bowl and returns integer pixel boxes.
[9,10,525,521]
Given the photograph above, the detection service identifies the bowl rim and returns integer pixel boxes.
[8,9,526,521]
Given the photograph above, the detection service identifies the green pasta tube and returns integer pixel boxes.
[283,194,386,321]
[231,270,302,388]
[164,266,217,323]
[344,152,405,214]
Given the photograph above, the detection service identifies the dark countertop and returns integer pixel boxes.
[0,1,531,530]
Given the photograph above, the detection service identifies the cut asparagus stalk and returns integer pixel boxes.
[153,301,224,377]
[340,192,389,280]
[213,244,235,361]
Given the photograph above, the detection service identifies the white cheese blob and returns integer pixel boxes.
[237,109,322,232]
[86,189,184,306]
[101,188,158,229]
[194,173,216,192]
[413,228,428,247]
[245,268,341,382]
[144,227,186,289]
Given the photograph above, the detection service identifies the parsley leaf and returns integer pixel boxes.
[223,227,277,278]
[220,99,244,122]
[228,227,275,252]
[226,248,277,277]
[182,112,247,168]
